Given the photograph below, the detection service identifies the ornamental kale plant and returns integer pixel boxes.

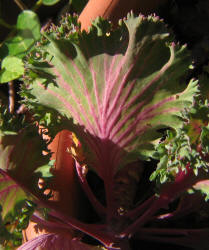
[1,12,209,250]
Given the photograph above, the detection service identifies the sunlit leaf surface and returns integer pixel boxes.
[25,14,197,179]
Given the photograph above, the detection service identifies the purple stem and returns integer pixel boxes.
[120,197,164,237]
[101,147,120,223]
[123,195,156,219]
[75,161,106,217]
[31,212,73,232]
[104,171,115,222]
[48,209,116,248]
[32,190,116,248]
[120,166,198,237]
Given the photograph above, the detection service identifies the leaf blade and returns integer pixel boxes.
[0,170,26,219]
[25,14,198,178]
[0,56,24,83]
[0,10,41,59]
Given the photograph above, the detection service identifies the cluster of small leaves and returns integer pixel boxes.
[0,200,36,249]
[150,99,209,184]
[47,13,81,39]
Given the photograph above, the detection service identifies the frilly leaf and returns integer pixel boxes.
[0,170,27,219]
[151,100,209,186]
[0,126,49,180]
[0,113,50,219]
[23,13,198,179]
